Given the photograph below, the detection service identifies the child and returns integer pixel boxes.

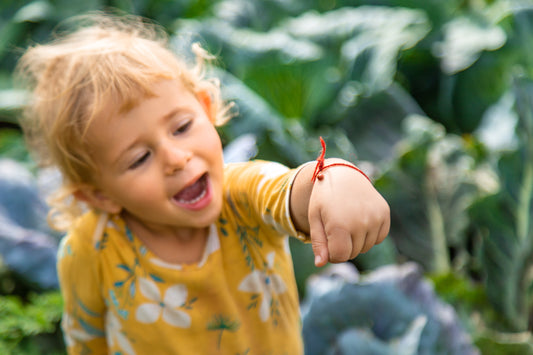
[16,13,390,355]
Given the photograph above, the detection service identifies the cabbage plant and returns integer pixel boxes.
[0,158,59,290]
[301,263,479,355]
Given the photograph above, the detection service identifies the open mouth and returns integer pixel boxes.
[174,173,208,205]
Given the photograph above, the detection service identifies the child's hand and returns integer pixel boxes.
[308,159,390,267]
[290,158,390,267]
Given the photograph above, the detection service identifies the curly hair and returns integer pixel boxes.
[15,12,232,230]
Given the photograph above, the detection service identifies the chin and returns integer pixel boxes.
[188,201,222,228]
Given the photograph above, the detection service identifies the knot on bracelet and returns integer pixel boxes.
[311,136,372,183]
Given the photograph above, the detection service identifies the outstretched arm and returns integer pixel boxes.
[290,158,390,267]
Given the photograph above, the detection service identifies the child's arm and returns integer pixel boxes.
[290,158,390,267]
[57,233,108,354]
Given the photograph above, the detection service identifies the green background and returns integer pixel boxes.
[1,0,533,353]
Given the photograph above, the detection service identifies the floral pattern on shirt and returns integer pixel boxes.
[135,277,194,328]
[238,252,287,324]
[106,311,136,355]
[58,161,305,354]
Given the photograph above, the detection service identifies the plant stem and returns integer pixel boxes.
[426,168,450,273]
[517,156,533,244]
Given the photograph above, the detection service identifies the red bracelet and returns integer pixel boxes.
[311,137,372,183]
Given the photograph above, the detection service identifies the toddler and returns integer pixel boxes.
[16,13,390,355]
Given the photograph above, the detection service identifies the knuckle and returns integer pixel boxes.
[326,227,352,262]
[361,240,374,254]
[379,229,389,243]
[329,249,350,263]
[311,242,326,255]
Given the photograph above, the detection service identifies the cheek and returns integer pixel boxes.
[120,183,163,212]
[108,172,160,202]
[204,129,224,160]
[203,130,224,186]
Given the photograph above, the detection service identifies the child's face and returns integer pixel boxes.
[81,79,224,232]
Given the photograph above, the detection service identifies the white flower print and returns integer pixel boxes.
[238,252,287,322]
[256,162,289,194]
[262,213,288,235]
[106,311,136,355]
[107,218,121,230]
[135,277,191,328]
[61,312,95,347]
[259,214,292,256]
[283,235,291,255]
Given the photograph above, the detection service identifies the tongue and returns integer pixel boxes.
[176,176,205,202]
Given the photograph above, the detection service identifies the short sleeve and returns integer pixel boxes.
[57,213,108,354]
[224,160,310,242]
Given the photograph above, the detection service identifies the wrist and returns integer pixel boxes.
[311,137,371,183]
[314,159,371,183]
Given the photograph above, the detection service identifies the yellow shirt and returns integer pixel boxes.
[57,160,308,355]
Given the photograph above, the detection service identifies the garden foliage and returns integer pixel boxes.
[301,263,479,355]
[2,0,533,353]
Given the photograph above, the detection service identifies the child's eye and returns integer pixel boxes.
[129,152,150,170]
[173,121,192,135]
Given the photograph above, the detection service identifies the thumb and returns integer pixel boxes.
[309,208,329,267]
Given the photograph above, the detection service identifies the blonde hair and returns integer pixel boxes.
[16,13,232,231]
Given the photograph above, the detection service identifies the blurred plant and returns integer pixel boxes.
[376,114,498,273]
[469,76,533,333]
[0,291,64,355]
[301,262,479,355]
[3,0,533,353]
[174,5,431,165]
[430,272,533,355]
[0,134,60,290]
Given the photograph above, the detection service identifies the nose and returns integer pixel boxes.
[163,143,192,175]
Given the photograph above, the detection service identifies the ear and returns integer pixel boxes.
[74,185,122,214]
[196,90,215,123]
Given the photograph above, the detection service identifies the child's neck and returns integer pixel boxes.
[122,212,209,265]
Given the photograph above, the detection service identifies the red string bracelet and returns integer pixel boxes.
[311,137,372,183]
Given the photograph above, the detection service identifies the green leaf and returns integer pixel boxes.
[337,82,425,162]
[214,68,311,166]
[0,291,62,350]
[0,89,28,123]
[433,17,506,75]
[475,332,533,355]
[12,1,54,23]
[469,77,533,331]
[0,21,28,63]
[379,115,496,272]
[0,129,30,163]
[285,6,430,92]
[176,6,429,128]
